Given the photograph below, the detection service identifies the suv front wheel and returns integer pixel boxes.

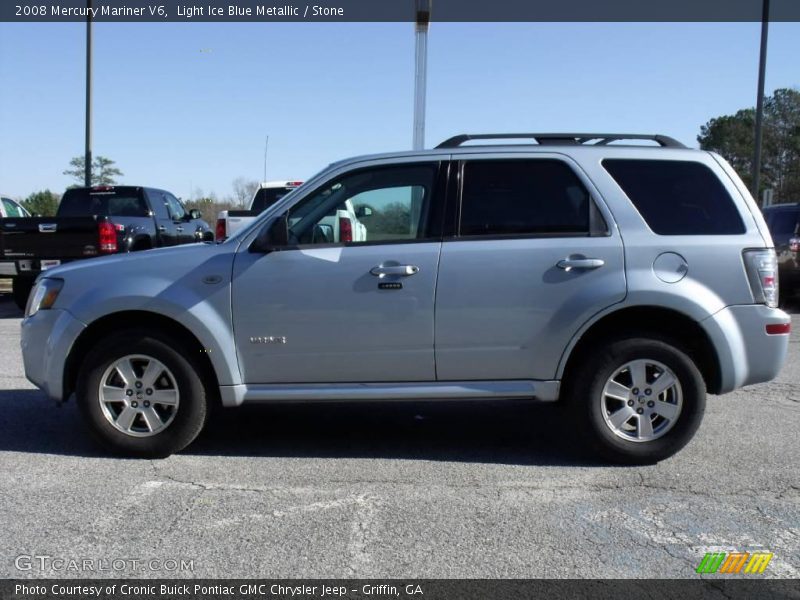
[76,330,209,457]
[566,337,706,464]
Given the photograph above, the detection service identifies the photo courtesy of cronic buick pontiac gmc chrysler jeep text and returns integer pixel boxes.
[20,134,791,463]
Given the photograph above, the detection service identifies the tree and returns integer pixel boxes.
[698,88,800,203]
[21,189,60,216]
[231,177,259,208]
[63,155,124,186]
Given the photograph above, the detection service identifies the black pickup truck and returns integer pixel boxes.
[0,186,212,309]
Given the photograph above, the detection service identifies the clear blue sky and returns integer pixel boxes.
[1,21,799,200]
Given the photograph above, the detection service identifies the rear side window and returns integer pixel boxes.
[603,159,745,235]
[459,160,591,236]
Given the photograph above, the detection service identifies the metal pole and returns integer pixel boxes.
[84,0,93,187]
[752,0,770,201]
[412,0,430,151]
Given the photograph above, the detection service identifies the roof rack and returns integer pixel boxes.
[435,133,686,149]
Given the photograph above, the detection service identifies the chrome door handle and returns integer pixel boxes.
[158,225,167,232]
[370,265,420,277]
[556,257,605,271]
[175,226,184,232]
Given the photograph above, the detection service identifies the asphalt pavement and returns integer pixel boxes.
[0,292,798,579]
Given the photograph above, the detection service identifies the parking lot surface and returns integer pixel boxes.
[0,293,798,579]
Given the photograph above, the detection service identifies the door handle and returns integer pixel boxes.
[175,226,184,232]
[158,225,167,232]
[370,265,420,277]
[556,257,605,271]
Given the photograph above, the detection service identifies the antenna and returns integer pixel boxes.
[268,136,269,181]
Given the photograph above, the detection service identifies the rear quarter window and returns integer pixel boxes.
[603,159,746,235]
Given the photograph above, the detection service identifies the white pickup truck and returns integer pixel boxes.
[215,180,368,242]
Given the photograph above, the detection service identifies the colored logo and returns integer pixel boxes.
[696,551,773,574]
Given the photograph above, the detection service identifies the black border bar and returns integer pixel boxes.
[3,0,800,22]
[2,580,799,600]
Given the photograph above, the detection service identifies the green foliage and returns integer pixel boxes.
[698,88,800,202]
[366,202,411,235]
[21,189,60,216]
[63,155,124,186]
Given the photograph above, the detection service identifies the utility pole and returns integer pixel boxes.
[84,0,93,187]
[752,0,770,202]
[412,0,431,150]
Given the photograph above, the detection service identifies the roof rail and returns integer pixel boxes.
[435,133,686,149]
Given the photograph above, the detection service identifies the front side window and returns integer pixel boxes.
[285,164,437,245]
[459,160,591,237]
[165,194,186,221]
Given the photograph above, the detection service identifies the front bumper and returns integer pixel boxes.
[21,308,86,401]
[703,304,791,394]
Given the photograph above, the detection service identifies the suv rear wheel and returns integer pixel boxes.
[566,337,705,464]
[76,330,208,457]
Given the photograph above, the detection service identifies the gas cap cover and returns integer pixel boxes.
[653,252,688,283]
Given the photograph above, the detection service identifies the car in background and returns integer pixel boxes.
[0,196,32,218]
[0,186,212,310]
[762,203,799,302]
[216,180,304,241]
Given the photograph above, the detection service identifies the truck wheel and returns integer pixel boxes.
[564,337,705,465]
[12,277,33,312]
[76,330,208,457]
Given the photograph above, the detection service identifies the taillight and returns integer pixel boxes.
[766,323,791,335]
[98,221,118,253]
[743,249,779,308]
[215,218,226,241]
[790,237,799,253]
[339,217,352,243]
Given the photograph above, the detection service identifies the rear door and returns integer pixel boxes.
[434,154,626,381]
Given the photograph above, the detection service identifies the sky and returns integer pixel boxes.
[1,21,799,200]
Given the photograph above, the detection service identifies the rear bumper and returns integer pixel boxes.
[21,308,86,401]
[702,304,791,394]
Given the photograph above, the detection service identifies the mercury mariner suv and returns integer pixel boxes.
[21,133,791,463]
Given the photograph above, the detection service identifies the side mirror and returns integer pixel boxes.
[252,213,289,253]
[355,205,373,218]
[189,209,202,220]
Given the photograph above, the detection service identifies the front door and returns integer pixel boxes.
[232,161,447,384]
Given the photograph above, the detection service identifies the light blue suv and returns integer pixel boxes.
[21,134,791,463]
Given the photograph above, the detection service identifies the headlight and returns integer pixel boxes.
[25,278,64,318]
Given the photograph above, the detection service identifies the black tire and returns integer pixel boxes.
[76,330,208,458]
[12,277,34,312]
[564,337,705,465]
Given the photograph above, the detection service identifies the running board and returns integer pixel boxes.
[219,380,560,407]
